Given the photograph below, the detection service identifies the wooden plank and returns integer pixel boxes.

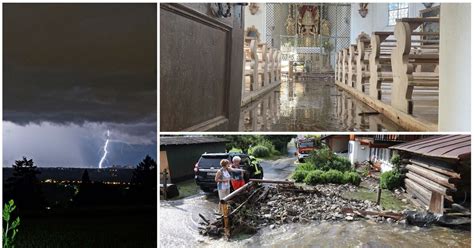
[335,81,438,131]
[409,80,439,87]
[429,192,444,214]
[398,17,440,23]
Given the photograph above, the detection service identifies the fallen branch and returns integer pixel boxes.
[230,187,263,217]
[199,213,210,225]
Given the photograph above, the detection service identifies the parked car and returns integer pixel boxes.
[194,152,264,193]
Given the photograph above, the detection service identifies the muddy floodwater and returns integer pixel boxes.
[160,158,470,247]
[160,193,470,248]
[239,76,405,132]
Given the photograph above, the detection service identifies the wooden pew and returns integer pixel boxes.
[257,43,270,88]
[368,32,396,100]
[268,47,275,84]
[243,39,259,92]
[347,44,358,87]
[391,18,440,114]
[335,51,341,82]
[355,36,371,92]
[242,38,282,105]
[275,50,281,82]
[342,48,349,85]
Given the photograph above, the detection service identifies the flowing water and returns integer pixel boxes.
[160,194,470,248]
[160,157,470,248]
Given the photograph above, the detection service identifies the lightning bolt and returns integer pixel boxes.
[98,130,110,169]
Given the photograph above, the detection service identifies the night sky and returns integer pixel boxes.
[3,3,157,167]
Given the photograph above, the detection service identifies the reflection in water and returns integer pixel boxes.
[239,76,405,131]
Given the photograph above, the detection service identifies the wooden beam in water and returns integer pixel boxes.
[335,80,438,131]
[249,179,295,184]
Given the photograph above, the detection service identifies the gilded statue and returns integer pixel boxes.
[321,19,330,36]
[286,14,296,35]
[297,5,319,36]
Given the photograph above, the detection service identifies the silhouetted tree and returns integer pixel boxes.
[81,169,91,184]
[130,155,157,204]
[74,169,122,206]
[4,157,45,212]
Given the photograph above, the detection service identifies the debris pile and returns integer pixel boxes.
[198,183,406,238]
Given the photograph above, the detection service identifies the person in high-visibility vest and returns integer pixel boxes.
[249,156,262,178]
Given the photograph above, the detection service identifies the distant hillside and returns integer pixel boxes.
[3,167,135,184]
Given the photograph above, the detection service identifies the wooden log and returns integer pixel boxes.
[229,187,262,217]
[406,172,455,196]
[221,181,255,204]
[405,178,432,205]
[406,164,457,189]
[199,213,210,225]
[409,159,461,179]
[256,186,270,202]
[250,179,294,184]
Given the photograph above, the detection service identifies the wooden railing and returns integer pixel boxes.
[242,37,281,106]
[334,17,440,131]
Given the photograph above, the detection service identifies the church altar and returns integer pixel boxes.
[280,4,334,73]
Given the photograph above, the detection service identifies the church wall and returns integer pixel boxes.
[244,3,266,43]
[350,3,437,43]
[439,3,471,131]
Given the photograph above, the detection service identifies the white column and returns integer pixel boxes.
[439,3,471,131]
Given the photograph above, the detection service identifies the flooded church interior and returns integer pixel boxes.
[160,3,470,132]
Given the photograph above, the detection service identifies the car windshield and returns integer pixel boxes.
[299,141,314,148]
[199,156,227,168]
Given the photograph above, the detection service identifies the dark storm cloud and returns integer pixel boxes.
[3,3,157,126]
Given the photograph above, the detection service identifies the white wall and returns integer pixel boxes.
[439,3,471,131]
[350,3,436,43]
[244,4,266,42]
[348,140,370,165]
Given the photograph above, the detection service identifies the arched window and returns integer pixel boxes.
[388,3,409,26]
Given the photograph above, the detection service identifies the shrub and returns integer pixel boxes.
[380,170,403,190]
[390,154,402,172]
[249,145,270,158]
[343,171,362,186]
[304,170,325,185]
[307,147,333,169]
[307,147,352,172]
[322,169,344,184]
[296,163,316,172]
[330,156,352,172]
[292,170,309,183]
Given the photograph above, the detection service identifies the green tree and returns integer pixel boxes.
[263,135,295,153]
